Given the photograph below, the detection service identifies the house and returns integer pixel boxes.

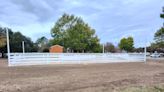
[49,45,63,53]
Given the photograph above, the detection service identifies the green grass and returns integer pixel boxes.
[119,85,164,92]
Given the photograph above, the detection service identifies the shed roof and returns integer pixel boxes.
[50,45,63,48]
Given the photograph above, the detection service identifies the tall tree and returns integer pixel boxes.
[104,42,115,53]
[153,27,164,48]
[0,27,7,58]
[151,7,164,51]
[9,31,37,52]
[0,28,37,53]
[51,13,77,46]
[0,27,6,48]
[119,37,134,52]
[51,14,101,52]
[160,7,164,19]
[36,36,49,52]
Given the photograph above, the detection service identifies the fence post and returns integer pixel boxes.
[144,46,147,63]
[103,43,105,53]
[6,28,11,66]
[22,41,25,53]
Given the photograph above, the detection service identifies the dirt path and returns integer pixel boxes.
[0,59,164,92]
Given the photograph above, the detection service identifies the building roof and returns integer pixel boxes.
[50,45,63,48]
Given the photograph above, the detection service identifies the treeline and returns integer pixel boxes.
[0,28,38,57]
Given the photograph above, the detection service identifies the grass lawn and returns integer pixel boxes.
[120,85,164,92]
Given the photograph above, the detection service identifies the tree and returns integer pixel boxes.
[0,27,37,54]
[151,7,164,51]
[51,13,77,46]
[119,37,134,52]
[134,47,144,53]
[119,38,127,51]
[153,27,164,48]
[104,42,115,53]
[160,7,164,19]
[51,14,101,52]
[0,27,6,48]
[36,36,49,52]
[9,31,37,52]
[0,27,7,58]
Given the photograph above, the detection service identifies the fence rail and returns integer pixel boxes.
[9,53,145,66]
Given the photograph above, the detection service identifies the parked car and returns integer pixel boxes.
[159,53,164,57]
[150,53,161,58]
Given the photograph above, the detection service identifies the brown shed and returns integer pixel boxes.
[49,45,63,53]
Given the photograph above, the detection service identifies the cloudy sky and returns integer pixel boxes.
[0,0,163,47]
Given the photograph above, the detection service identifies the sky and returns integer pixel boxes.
[0,0,163,47]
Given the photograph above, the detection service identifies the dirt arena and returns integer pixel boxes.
[0,59,164,92]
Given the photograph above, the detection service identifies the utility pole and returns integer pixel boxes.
[162,7,164,27]
[6,28,10,66]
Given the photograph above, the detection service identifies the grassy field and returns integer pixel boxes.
[119,85,164,92]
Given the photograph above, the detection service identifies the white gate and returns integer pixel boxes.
[9,53,145,66]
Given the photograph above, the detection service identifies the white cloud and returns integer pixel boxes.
[0,0,163,47]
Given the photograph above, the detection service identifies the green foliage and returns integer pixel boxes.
[134,47,144,52]
[51,13,78,45]
[0,27,37,53]
[152,23,164,49]
[42,48,49,52]
[120,85,164,92]
[119,37,134,52]
[150,7,164,51]
[0,27,6,48]
[161,14,164,19]
[105,42,116,53]
[160,7,164,19]
[36,36,49,52]
[51,14,101,52]
[9,31,37,52]
[154,27,164,43]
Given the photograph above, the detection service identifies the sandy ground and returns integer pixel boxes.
[0,58,164,92]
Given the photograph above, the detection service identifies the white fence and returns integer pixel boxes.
[9,53,145,66]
